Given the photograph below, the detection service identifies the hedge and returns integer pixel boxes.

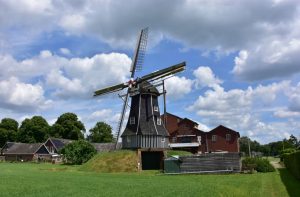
[283,151,300,180]
[242,157,275,173]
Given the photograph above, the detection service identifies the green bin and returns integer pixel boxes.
[164,157,180,173]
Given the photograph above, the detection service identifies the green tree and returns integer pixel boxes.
[0,128,8,147]
[52,113,85,140]
[0,118,18,146]
[88,122,113,143]
[18,116,50,143]
[287,135,298,148]
[61,140,96,164]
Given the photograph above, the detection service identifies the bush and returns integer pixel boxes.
[242,157,275,173]
[283,151,300,180]
[61,140,97,165]
[280,148,296,161]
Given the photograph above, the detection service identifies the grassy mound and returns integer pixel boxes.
[166,150,192,157]
[79,150,138,173]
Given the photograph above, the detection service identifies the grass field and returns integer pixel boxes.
[0,162,299,197]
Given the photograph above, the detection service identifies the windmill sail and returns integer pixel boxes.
[115,28,149,148]
[137,62,185,84]
[130,28,148,75]
[94,83,128,96]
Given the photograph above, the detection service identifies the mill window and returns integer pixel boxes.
[130,117,135,125]
[153,106,159,112]
[161,138,165,142]
[157,117,161,125]
[226,134,231,141]
[212,135,217,142]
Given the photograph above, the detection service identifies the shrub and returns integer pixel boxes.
[280,148,296,161]
[61,140,97,165]
[242,157,275,173]
[283,151,300,180]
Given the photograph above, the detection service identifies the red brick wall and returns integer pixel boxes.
[163,114,181,135]
[202,126,240,153]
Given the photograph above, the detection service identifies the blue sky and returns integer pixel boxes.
[1,0,300,144]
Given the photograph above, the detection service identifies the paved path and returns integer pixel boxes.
[270,161,284,169]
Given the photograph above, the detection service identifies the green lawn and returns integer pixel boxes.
[0,162,299,197]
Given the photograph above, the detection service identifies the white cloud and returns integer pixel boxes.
[165,76,193,99]
[0,77,51,111]
[59,48,71,56]
[193,66,222,88]
[233,39,300,80]
[0,51,132,99]
[59,14,86,34]
[274,110,300,118]
[89,109,120,124]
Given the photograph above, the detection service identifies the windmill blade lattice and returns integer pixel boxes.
[130,28,148,76]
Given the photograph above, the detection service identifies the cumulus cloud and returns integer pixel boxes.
[89,109,120,124]
[274,110,300,118]
[188,81,289,119]
[0,50,132,99]
[187,75,293,143]
[232,39,300,80]
[193,66,222,88]
[164,76,193,99]
[1,1,299,79]
[0,77,51,111]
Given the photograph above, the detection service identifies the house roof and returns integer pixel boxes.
[210,125,240,137]
[163,112,183,121]
[178,118,199,126]
[46,138,73,151]
[91,142,122,152]
[1,142,46,155]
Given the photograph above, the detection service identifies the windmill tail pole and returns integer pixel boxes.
[115,91,130,149]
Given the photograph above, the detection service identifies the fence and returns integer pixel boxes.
[165,152,241,174]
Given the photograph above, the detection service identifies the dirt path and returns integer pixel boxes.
[270,161,284,169]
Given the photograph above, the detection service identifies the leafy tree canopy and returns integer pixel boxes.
[88,122,113,143]
[18,116,50,143]
[52,113,85,140]
[0,118,18,146]
[0,118,18,131]
[61,140,97,165]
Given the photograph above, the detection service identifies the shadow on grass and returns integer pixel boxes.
[278,168,300,197]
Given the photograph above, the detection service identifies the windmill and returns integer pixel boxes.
[94,28,186,149]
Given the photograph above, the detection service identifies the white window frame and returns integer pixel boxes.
[212,135,217,142]
[197,136,202,144]
[172,137,176,143]
[153,106,159,112]
[226,134,231,141]
[129,116,135,125]
[157,117,161,125]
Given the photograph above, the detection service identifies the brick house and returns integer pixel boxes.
[163,113,240,153]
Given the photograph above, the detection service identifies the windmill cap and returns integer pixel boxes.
[139,81,160,95]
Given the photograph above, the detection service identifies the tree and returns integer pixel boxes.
[0,128,8,147]
[287,135,298,148]
[0,118,18,146]
[52,113,85,140]
[88,122,113,143]
[0,118,18,131]
[61,140,97,164]
[18,116,50,143]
